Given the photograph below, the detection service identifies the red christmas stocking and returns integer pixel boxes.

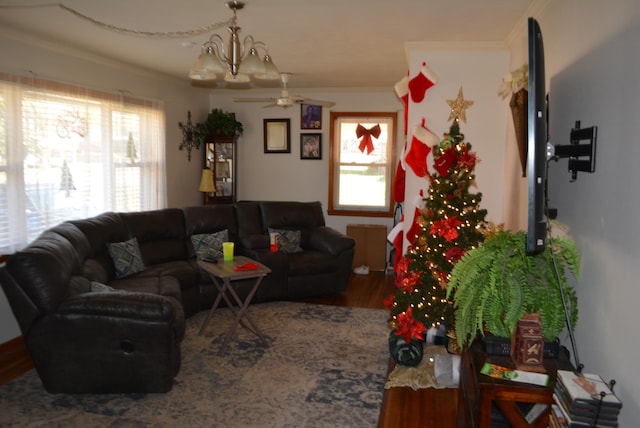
[395,73,409,136]
[392,160,406,203]
[405,119,438,177]
[409,61,438,103]
[406,190,425,245]
[434,147,459,176]
[387,217,404,271]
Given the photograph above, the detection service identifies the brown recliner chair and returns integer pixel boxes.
[0,218,184,394]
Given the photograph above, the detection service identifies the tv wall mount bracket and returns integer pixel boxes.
[547,120,598,181]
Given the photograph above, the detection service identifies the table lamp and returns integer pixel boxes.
[198,168,215,204]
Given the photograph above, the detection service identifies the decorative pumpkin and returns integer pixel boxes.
[388,329,424,367]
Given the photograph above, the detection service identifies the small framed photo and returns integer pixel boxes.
[264,119,291,153]
[300,104,322,129]
[300,133,322,160]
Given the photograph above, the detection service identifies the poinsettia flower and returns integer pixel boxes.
[395,271,421,293]
[430,216,463,242]
[383,294,395,311]
[457,149,478,169]
[445,246,466,263]
[395,307,426,343]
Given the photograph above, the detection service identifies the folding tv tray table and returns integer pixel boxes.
[197,256,271,354]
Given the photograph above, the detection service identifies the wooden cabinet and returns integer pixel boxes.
[203,135,236,204]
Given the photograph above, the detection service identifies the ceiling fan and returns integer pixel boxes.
[232,73,335,108]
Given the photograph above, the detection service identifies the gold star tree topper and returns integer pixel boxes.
[447,87,474,123]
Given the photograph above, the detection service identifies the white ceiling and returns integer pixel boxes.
[0,0,535,90]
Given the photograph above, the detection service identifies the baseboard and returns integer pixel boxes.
[0,336,34,385]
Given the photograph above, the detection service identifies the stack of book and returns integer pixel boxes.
[551,370,622,427]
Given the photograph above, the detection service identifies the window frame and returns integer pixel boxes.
[328,111,397,217]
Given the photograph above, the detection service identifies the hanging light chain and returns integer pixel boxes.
[1,3,232,38]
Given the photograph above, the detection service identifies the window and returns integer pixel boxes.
[0,74,166,254]
[328,112,397,217]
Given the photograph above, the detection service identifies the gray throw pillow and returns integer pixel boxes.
[107,237,145,279]
[191,229,228,260]
[268,228,303,253]
[90,281,118,293]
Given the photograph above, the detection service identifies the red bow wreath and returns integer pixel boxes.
[356,123,381,155]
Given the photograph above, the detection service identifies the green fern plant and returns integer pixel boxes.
[446,226,580,348]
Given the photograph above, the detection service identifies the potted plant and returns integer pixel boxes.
[446,224,580,349]
[195,108,244,145]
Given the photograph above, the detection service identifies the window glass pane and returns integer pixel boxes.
[0,75,165,254]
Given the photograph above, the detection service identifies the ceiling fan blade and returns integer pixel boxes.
[299,99,336,108]
[232,97,276,103]
[262,103,279,108]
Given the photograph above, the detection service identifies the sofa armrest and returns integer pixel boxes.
[308,226,355,255]
[59,291,181,322]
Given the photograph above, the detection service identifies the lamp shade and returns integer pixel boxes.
[198,169,215,193]
[189,46,225,80]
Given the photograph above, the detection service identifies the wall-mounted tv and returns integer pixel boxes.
[526,17,548,254]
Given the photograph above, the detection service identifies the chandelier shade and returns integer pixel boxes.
[189,1,280,83]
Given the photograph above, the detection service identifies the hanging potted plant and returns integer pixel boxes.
[446,224,580,349]
[195,108,244,145]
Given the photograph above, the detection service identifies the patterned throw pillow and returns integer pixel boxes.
[191,229,229,260]
[90,281,118,292]
[107,237,145,279]
[268,228,303,254]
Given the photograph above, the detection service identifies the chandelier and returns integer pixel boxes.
[188,1,280,83]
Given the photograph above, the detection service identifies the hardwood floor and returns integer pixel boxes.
[300,270,460,428]
[0,270,460,427]
[0,336,34,386]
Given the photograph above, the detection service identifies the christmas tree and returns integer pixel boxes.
[385,116,488,334]
[127,132,138,163]
[60,160,76,197]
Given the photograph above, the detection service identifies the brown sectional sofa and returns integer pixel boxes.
[0,201,355,393]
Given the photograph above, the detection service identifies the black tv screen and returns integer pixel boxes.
[526,17,548,254]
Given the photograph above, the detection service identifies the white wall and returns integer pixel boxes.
[206,89,403,236]
[403,47,510,247]
[509,2,640,424]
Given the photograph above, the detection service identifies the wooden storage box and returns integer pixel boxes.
[346,224,388,271]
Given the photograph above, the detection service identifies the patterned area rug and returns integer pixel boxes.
[0,302,390,427]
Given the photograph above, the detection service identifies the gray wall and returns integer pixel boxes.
[539,1,640,423]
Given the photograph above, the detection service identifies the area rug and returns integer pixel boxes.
[0,302,390,427]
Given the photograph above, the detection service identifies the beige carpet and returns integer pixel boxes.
[0,302,390,427]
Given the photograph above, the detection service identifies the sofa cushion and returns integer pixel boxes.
[122,209,188,265]
[286,251,339,275]
[107,237,146,279]
[109,275,182,303]
[191,229,228,259]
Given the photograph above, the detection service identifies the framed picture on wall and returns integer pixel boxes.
[300,133,321,160]
[263,118,291,153]
[300,104,322,129]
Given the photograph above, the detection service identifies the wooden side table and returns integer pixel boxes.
[197,256,271,354]
[459,340,573,428]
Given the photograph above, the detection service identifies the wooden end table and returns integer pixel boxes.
[197,256,271,354]
[459,340,573,428]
